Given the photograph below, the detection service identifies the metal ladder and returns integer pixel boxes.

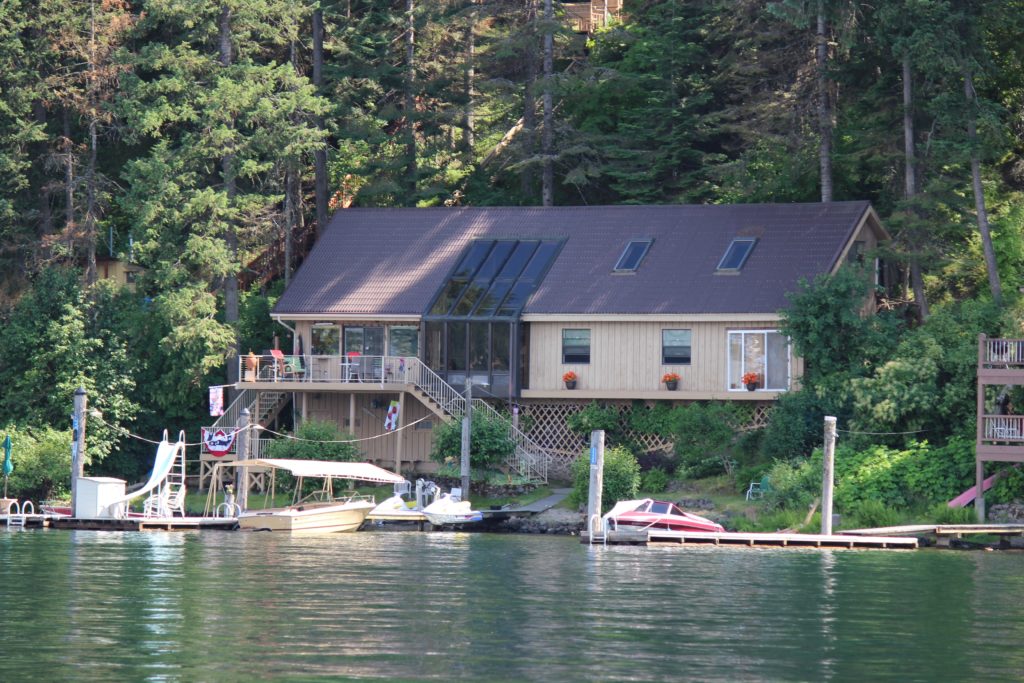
[6,500,33,528]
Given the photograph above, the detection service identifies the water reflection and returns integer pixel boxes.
[3,530,1024,681]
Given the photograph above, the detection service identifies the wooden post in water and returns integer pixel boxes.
[587,430,605,537]
[236,407,250,511]
[821,416,837,535]
[71,387,87,516]
[460,377,472,500]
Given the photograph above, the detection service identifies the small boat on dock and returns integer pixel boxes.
[207,459,405,533]
[421,493,483,526]
[603,498,724,533]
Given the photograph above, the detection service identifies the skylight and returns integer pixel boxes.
[426,239,563,320]
[614,240,653,273]
[717,238,757,271]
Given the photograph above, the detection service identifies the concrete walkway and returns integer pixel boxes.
[481,488,572,517]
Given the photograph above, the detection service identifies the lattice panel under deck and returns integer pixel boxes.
[520,400,775,478]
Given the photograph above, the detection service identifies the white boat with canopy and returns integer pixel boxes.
[205,459,405,533]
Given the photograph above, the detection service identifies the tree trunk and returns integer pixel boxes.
[902,53,928,321]
[816,0,833,203]
[963,66,1002,306]
[313,7,328,235]
[541,0,553,207]
[63,108,74,250]
[84,118,98,287]
[463,8,475,155]
[84,1,98,288]
[521,0,537,197]
[405,0,417,203]
[220,4,239,385]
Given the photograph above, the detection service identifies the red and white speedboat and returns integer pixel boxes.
[603,498,724,533]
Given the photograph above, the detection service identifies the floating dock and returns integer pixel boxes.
[3,514,237,531]
[843,523,1024,547]
[583,529,918,550]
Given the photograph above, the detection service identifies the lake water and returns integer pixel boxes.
[2,529,1023,682]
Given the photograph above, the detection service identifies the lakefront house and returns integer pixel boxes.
[205,202,887,486]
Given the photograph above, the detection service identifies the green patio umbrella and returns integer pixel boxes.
[2,434,11,498]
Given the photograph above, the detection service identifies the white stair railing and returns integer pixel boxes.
[472,399,548,483]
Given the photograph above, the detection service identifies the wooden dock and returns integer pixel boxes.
[50,516,238,531]
[844,524,1024,547]
[583,529,918,550]
[0,515,239,531]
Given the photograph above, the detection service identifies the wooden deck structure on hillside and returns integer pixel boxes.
[975,335,1024,520]
[562,0,622,33]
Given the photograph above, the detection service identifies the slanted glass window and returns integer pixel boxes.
[717,238,757,271]
[727,330,790,391]
[427,239,562,321]
[614,239,653,273]
[562,328,591,364]
[662,329,692,365]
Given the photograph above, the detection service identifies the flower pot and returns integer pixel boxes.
[565,380,577,390]
[665,380,678,391]
[745,382,757,391]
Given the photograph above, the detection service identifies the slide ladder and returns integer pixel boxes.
[105,430,187,518]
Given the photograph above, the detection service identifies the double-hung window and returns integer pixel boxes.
[562,329,591,364]
[662,329,691,365]
[728,330,790,391]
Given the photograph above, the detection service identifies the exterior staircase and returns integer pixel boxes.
[404,358,550,483]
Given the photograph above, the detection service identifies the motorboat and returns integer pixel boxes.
[368,479,439,523]
[421,493,483,526]
[603,498,724,533]
[205,458,405,533]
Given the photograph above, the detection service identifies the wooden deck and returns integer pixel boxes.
[583,529,918,549]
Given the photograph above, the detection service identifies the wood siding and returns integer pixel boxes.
[303,391,439,475]
[527,320,804,394]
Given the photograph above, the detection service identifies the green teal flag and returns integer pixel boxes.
[1,434,11,477]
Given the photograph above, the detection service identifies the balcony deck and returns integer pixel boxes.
[975,336,1024,519]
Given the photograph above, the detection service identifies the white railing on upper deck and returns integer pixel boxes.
[983,338,1024,367]
[232,353,550,482]
[982,415,1024,443]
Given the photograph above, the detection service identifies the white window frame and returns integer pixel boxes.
[727,329,791,391]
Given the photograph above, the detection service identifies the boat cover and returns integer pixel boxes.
[219,459,405,484]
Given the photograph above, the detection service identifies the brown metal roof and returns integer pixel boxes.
[273,202,879,317]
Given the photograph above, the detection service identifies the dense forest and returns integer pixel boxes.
[1,1,1023,506]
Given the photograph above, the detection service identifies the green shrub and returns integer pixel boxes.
[640,467,670,494]
[929,503,976,525]
[672,402,749,478]
[846,499,902,529]
[569,445,640,511]
[0,425,72,502]
[761,456,821,511]
[265,419,361,462]
[430,411,516,470]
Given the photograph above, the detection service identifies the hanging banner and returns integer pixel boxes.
[202,428,235,457]
[209,386,225,417]
[384,401,401,432]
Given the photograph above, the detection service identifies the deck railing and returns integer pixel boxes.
[981,415,1024,443]
[233,354,550,482]
[981,337,1024,368]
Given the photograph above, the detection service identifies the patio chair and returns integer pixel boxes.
[746,476,770,501]
[283,355,306,379]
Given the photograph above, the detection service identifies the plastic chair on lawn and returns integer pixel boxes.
[746,476,770,501]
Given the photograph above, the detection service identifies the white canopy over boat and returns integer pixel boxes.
[217,459,405,484]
